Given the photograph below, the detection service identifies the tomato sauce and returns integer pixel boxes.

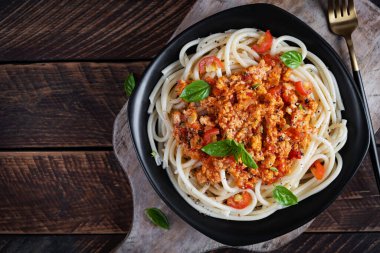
[171,55,318,188]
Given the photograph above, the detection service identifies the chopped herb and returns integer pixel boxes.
[145,208,169,230]
[179,80,210,102]
[273,185,298,206]
[299,104,304,110]
[252,83,260,90]
[201,140,258,169]
[270,167,278,172]
[151,151,158,158]
[124,73,135,97]
[280,51,303,69]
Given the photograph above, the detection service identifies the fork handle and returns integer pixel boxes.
[353,70,380,192]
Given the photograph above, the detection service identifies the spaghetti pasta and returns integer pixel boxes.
[147,28,347,220]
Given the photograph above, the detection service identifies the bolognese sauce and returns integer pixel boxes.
[171,55,318,189]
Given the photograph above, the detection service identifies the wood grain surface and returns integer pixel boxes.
[0,0,194,62]
[0,235,125,253]
[211,233,380,253]
[1,233,379,253]
[0,62,147,148]
[0,151,132,233]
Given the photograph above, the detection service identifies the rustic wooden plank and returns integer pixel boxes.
[0,0,194,61]
[0,235,125,253]
[309,151,380,232]
[211,233,380,253]
[0,151,132,233]
[0,62,147,148]
[1,233,380,253]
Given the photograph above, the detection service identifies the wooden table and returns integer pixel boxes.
[0,1,379,252]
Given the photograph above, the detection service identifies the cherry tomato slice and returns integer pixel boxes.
[252,30,273,53]
[311,161,325,180]
[268,85,282,97]
[203,128,219,145]
[288,149,302,159]
[294,81,311,96]
[199,56,224,75]
[227,191,252,209]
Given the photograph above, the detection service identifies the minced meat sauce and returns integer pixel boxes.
[171,54,318,189]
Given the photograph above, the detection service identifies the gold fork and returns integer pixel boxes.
[328,0,380,191]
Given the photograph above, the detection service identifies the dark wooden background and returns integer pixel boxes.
[0,0,379,252]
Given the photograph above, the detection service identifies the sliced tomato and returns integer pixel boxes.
[288,149,302,159]
[286,128,305,141]
[262,53,280,67]
[311,161,325,180]
[252,30,273,53]
[199,56,223,75]
[204,77,216,85]
[268,85,282,97]
[203,128,219,145]
[281,86,292,103]
[294,81,311,96]
[227,192,252,209]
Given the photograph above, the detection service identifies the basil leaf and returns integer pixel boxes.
[144,208,169,230]
[280,51,303,69]
[231,142,242,162]
[270,167,278,172]
[241,147,258,169]
[201,140,234,157]
[179,80,210,102]
[273,185,298,206]
[124,73,135,97]
[201,140,257,169]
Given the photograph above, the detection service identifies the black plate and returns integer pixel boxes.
[127,4,369,246]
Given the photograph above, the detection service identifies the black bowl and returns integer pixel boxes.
[127,4,369,246]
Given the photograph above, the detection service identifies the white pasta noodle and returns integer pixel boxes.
[146,28,347,220]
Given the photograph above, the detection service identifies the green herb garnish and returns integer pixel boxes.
[201,139,235,157]
[270,167,278,172]
[252,83,260,89]
[145,208,170,230]
[280,51,303,69]
[299,104,304,110]
[151,151,158,158]
[179,80,210,102]
[273,185,298,206]
[201,140,258,169]
[124,73,135,97]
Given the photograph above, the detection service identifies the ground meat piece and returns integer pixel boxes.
[199,116,215,127]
